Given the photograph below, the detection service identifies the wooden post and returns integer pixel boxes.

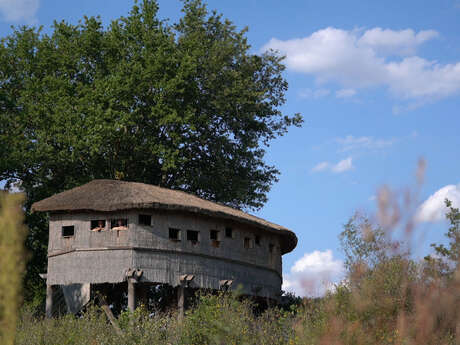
[125,268,143,312]
[177,283,185,322]
[127,278,136,312]
[45,284,54,318]
[177,274,194,321]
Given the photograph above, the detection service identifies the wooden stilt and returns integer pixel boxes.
[177,274,194,321]
[128,278,136,312]
[45,284,54,318]
[177,283,185,322]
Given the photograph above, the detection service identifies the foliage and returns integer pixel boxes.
[13,192,460,345]
[0,0,301,209]
[180,292,254,344]
[339,212,404,272]
[279,290,302,312]
[15,293,297,345]
[425,199,460,278]
[0,193,28,345]
[313,215,418,344]
[0,0,302,304]
[293,188,460,345]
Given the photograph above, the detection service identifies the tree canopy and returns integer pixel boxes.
[0,0,301,304]
[1,0,301,209]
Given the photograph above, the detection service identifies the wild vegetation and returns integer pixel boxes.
[4,166,460,345]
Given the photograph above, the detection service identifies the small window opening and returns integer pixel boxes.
[255,235,261,246]
[111,219,128,230]
[225,227,233,238]
[62,225,75,237]
[210,230,220,248]
[138,214,151,226]
[269,243,275,253]
[90,220,106,232]
[210,230,219,240]
[187,230,199,243]
[169,228,181,241]
[244,237,253,249]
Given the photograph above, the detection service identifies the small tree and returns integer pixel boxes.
[335,213,418,343]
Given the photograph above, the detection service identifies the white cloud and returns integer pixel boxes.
[283,250,344,297]
[386,56,460,99]
[263,27,460,102]
[0,0,39,23]
[359,28,438,56]
[416,184,460,222]
[336,135,396,152]
[336,88,356,98]
[298,88,330,99]
[311,161,330,172]
[311,157,353,173]
[332,157,353,173]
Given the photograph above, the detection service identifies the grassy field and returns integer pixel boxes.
[5,175,460,345]
[13,272,460,345]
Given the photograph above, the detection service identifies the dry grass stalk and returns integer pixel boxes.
[0,193,27,345]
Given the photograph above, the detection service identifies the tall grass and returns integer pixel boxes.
[15,294,296,345]
[292,161,460,345]
[0,193,27,345]
[14,162,460,344]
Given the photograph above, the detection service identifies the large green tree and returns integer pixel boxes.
[0,0,301,304]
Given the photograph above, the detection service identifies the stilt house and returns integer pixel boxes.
[32,179,297,316]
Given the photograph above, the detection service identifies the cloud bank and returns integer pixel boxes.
[263,27,460,102]
[416,184,460,222]
[283,250,344,297]
[0,0,39,23]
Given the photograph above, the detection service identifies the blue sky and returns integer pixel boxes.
[1,0,460,296]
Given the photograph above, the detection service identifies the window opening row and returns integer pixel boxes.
[61,214,275,252]
[61,217,133,237]
[168,227,272,251]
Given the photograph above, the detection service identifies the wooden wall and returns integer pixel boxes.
[47,209,284,299]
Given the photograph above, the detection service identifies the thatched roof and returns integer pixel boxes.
[32,180,297,253]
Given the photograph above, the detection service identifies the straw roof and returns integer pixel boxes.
[32,179,297,253]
